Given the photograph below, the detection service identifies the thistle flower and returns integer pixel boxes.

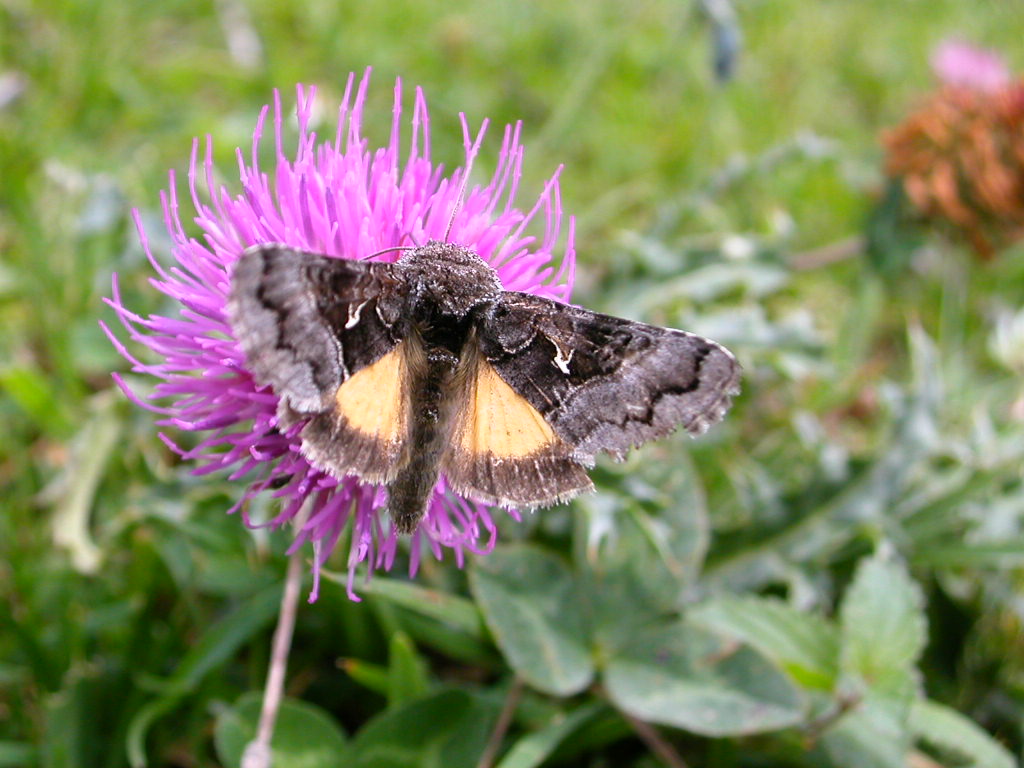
[883,55,1024,258]
[931,40,1011,93]
[103,71,575,600]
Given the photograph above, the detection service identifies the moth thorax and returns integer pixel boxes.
[397,241,503,318]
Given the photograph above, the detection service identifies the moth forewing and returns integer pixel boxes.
[227,244,405,414]
[227,245,343,414]
[282,341,415,485]
[476,292,741,466]
[440,337,594,510]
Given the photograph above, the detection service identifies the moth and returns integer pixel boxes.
[228,241,740,533]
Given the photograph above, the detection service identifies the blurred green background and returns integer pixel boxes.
[3,1,1024,766]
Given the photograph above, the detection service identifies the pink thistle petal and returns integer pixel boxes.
[106,71,575,599]
[932,39,1012,92]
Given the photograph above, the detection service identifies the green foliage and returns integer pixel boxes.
[214,693,347,768]
[4,1,1024,767]
[604,619,804,736]
[909,700,1015,768]
[345,689,499,768]
[471,546,594,696]
[690,597,839,690]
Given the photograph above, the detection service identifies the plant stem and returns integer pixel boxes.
[621,711,689,768]
[241,545,304,768]
[476,676,524,768]
[791,235,864,270]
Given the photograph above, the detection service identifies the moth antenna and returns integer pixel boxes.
[361,244,417,261]
[443,115,488,243]
[443,166,470,244]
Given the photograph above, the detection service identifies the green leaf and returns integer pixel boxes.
[816,695,908,768]
[576,507,684,654]
[0,743,36,767]
[161,585,282,695]
[126,585,281,766]
[348,689,499,768]
[689,596,839,690]
[817,551,928,768]
[865,177,924,278]
[706,329,942,593]
[910,539,1024,568]
[126,698,180,768]
[43,393,122,573]
[388,631,430,707]
[909,699,1015,768]
[604,620,804,736]
[495,702,605,768]
[341,658,390,697]
[839,552,926,700]
[354,577,485,639]
[648,450,711,583]
[42,666,133,768]
[355,578,492,664]
[470,545,594,696]
[41,686,86,768]
[214,692,348,768]
[0,364,71,434]
[0,662,27,686]
[390,610,495,666]
[592,447,710,588]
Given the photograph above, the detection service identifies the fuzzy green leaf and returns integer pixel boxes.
[816,696,908,768]
[690,596,839,690]
[495,702,605,768]
[909,699,1015,768]
[604,620,803,735]
[348,689,499,768]
[839,553,926,700]
[470,546,594,696]
[214,693,347,768]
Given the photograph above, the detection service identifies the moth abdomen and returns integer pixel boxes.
[388,458,443,534]
[386,330,465,533]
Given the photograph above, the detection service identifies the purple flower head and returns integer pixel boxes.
[103,71,575,600]
[931,39,1011,93]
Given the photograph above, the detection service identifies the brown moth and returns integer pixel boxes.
[228,242,740,533]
